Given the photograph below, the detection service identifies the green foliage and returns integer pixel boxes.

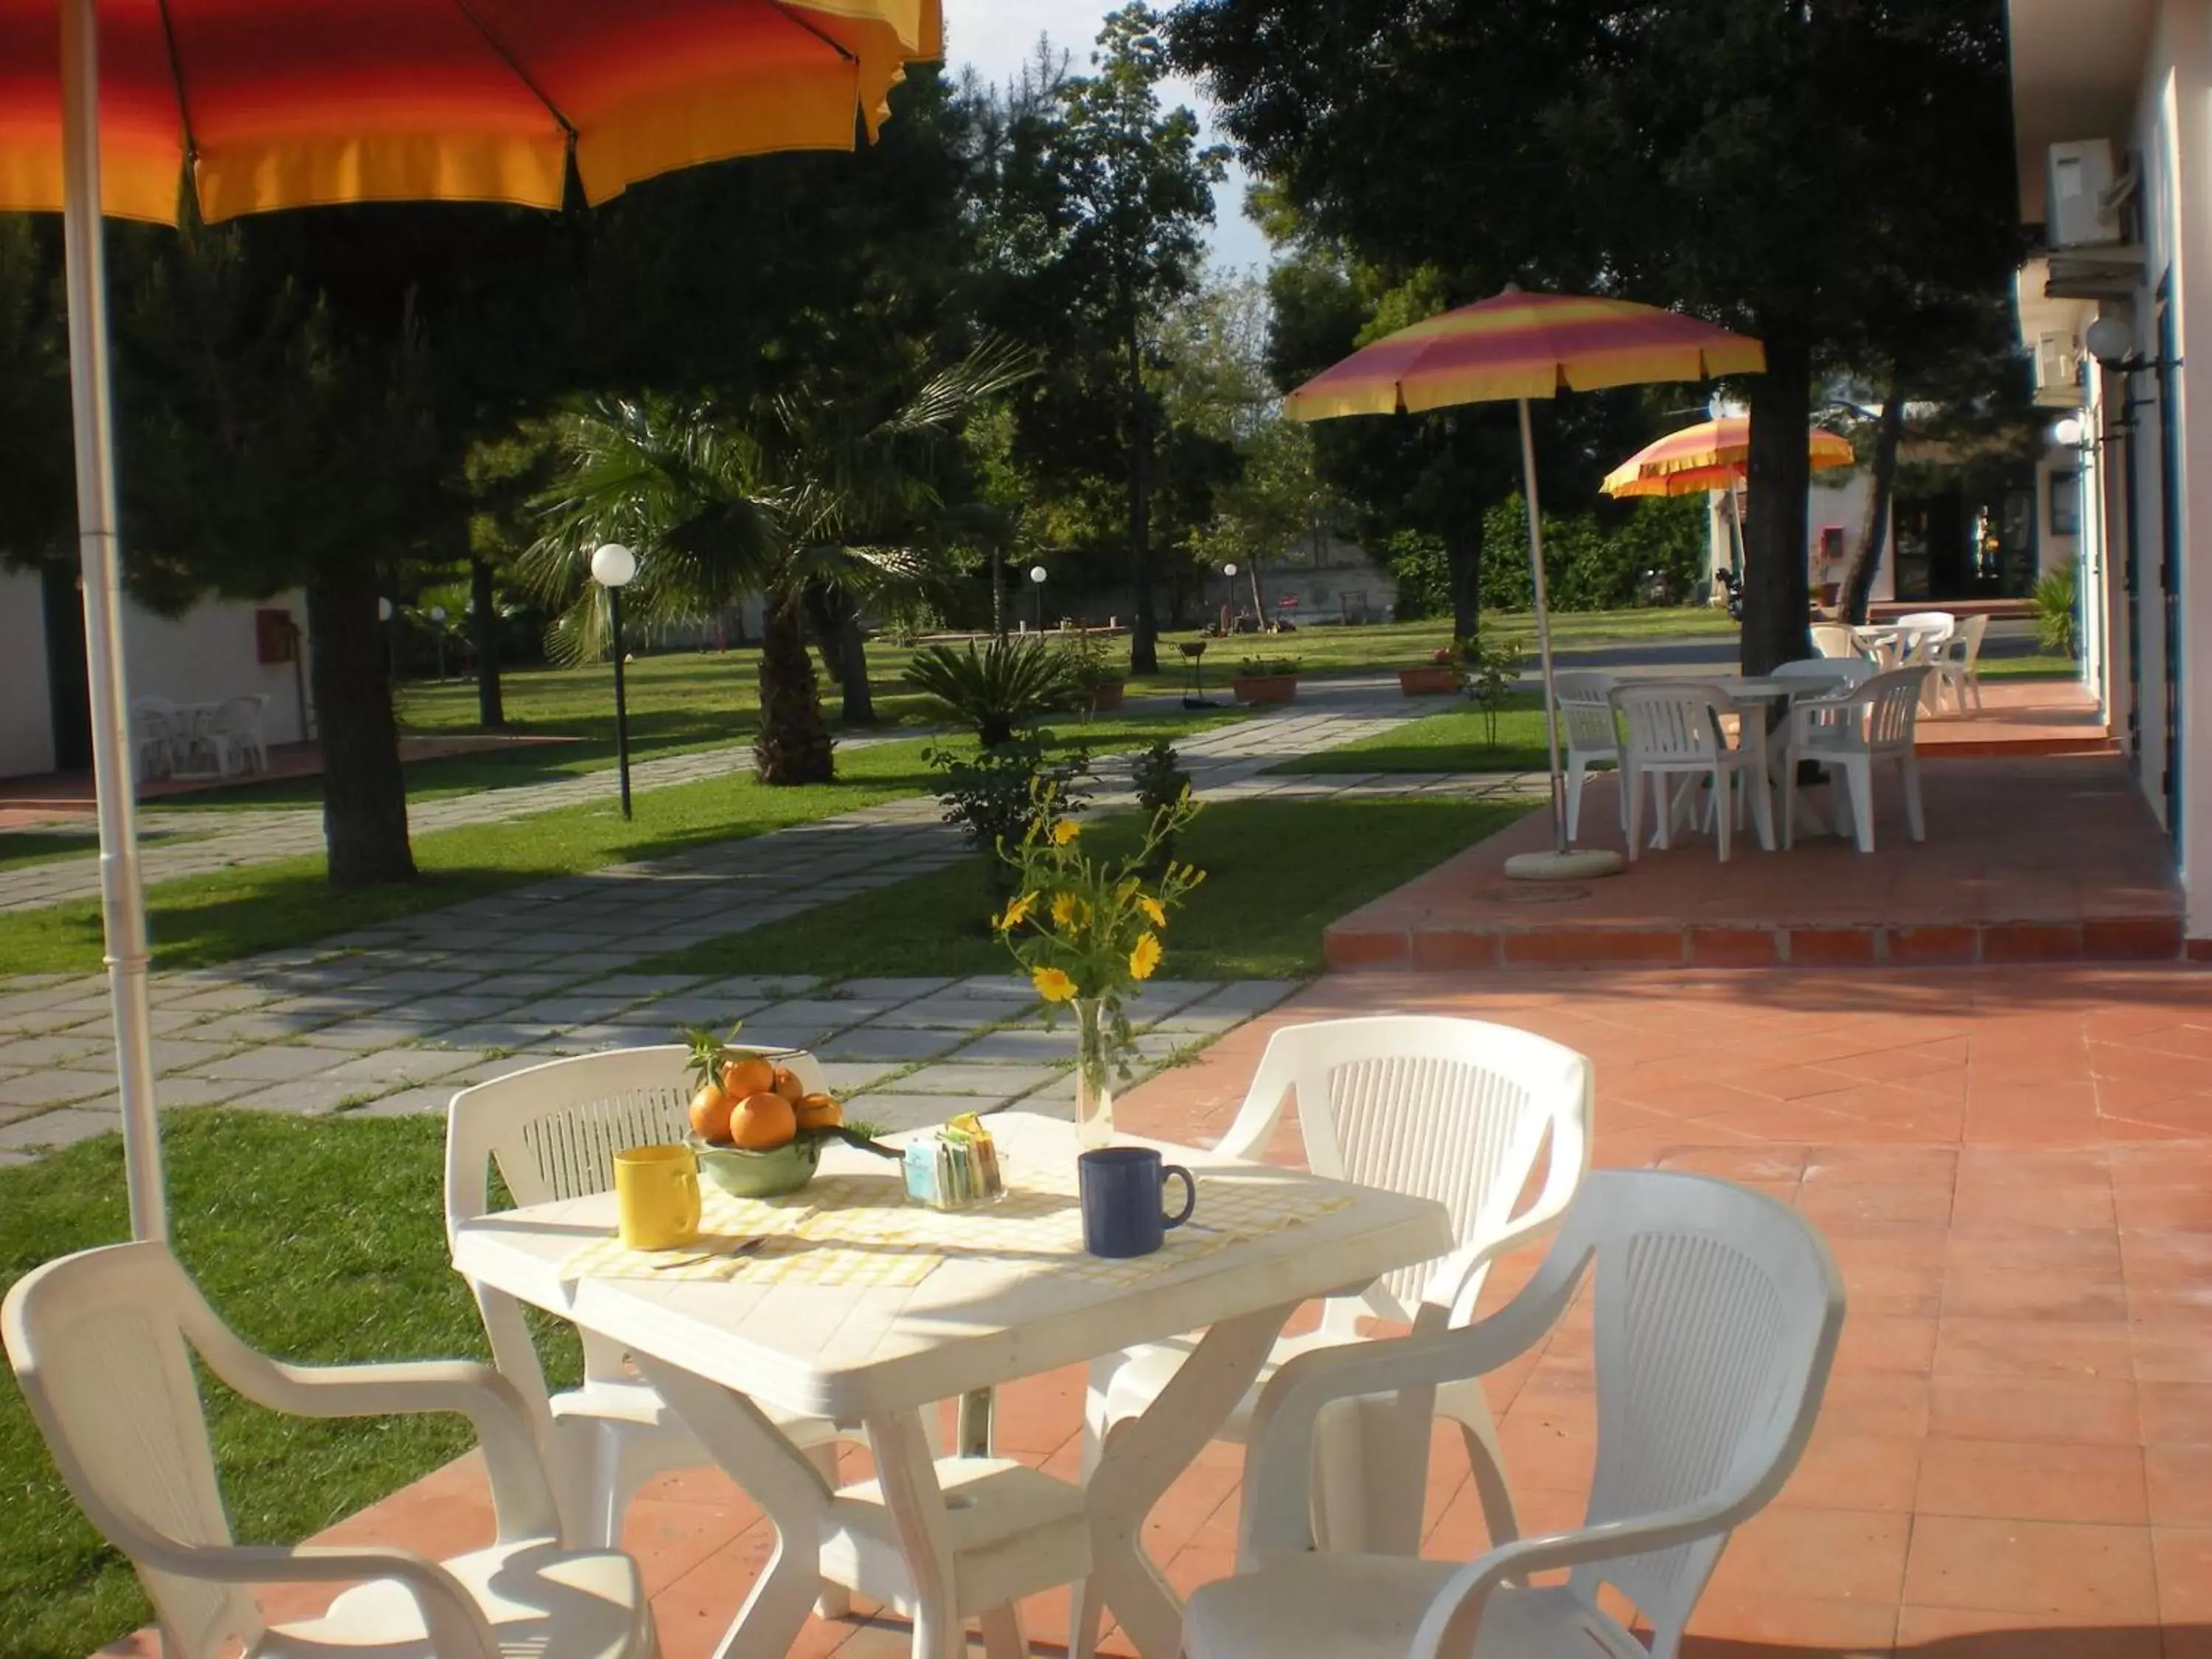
[1382,529,1453,622]
[1130,738,1194,868]
[1478,493,1708,613]
[2036,557,2081,658]
[923,737,1093,891]
[1464,638,1521,750]
[905,636,1078,745]
[1237,655,1301,677]
[1054,627,1127,701]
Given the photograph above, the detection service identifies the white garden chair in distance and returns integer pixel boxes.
[1613,681,1770,861]
[1771,657,1873,694]
[1808,623,1860,661]
[132,695,182,781]
[1082,1017,1593,1566]
[3,1241,654,1659]
[205,693,272,775]
[446,1045,859,1561]
[1784,666,1930,853]
[1183,1169,1846,1659]
[1553,670,1624,842]
[1929,612,1990,714]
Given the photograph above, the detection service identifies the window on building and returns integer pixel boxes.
[2051,467,2081,537]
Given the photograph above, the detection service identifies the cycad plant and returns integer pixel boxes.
[903,635,1076,745]
[527,345,1032,785]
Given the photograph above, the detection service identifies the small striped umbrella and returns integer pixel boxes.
[1284,290,1764,877]
[1601,417,1854,498]
[1,0,940,1242]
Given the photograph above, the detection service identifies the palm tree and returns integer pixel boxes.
[527,346,1032,784]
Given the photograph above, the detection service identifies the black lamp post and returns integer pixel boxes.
[592,542,638,820]
[1029,563,1047,633]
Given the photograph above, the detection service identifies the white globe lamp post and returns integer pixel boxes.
[592,543,639,819]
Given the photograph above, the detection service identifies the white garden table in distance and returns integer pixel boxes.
[449,1110,1453,1659]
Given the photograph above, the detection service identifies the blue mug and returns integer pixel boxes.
[1079,1147,1197,1259]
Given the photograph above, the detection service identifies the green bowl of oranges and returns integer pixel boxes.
[684,1026,846,1199]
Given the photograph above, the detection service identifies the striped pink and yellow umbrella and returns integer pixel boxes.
[1602,417,1854,498]
[1283,289,1765,876]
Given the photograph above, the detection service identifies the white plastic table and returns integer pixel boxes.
[450,1111,1453,1659]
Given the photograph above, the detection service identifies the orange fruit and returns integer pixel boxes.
[688,1083,734,1145]
[721,1054,777,1099]
[728,1091,797,1150]
[771,1066,806,1105]
[794,1093,843,1131]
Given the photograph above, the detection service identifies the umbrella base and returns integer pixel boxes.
[1503,849,1627,882]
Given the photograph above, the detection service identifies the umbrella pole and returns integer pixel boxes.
[60,0,167,1241]
[1502,397,1624,882]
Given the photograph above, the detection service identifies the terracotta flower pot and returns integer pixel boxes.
[1085,681,1125,713]
[1233,674,1298,705]
[1398,666,1461,696]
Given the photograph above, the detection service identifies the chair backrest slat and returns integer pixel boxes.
[1554,671,1621,757]
[1614,684,1731,761]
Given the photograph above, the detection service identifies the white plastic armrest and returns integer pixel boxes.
[132,1536,498,1655]
[1211,1043,1298,1161]
[226,1354,560,1545]
[1409,1500,1746,1659]
[1241,1249,1590,1564]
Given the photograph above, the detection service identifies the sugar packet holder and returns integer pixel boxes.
[903,1113,1005,1211]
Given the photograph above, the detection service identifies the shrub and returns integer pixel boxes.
[1054,627,1124,714]
[925,737,1092,897]
[1130,740,1192,870]
[1465,638,1521,750]
[1237,655,1301,677]
[2036,557,2080,658]
[904,636,1076,745]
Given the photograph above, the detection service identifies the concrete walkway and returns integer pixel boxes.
[0,684,1529,1158]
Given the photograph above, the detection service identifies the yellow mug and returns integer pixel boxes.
[614,1144,701,1251]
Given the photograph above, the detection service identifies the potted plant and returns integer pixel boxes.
[1399,644,1463,697]
[1234,655,1301,704]
[1057,627,1126,714]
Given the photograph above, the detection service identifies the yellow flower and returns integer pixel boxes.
[1032,965,1079,1003]
[1051,892,1092,932]
[1051,820,1081,846]
[1129,933,1163,981]
[1137,896,1167,928]
[997,891,1038,932]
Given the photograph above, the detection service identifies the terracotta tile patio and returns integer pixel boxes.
[114,961,2212,1659]
[1325,754,2182,972]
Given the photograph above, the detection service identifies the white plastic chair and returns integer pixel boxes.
[1784,666,1929,852]
[1082,1018,1593,1573]
[1807,623,1860,661]
[1929,613,1989,714]
[2,1240,653,1659]
[1553,671,1623,842]
[1184,1169,1846,1659]
[447,1045,854,1553]
[204,694,271,775]
[133,695,182,781]
[1612,682,1769,862]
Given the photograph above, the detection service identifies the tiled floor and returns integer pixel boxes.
[1325,754,2183,971]
[127,962,2212,1659]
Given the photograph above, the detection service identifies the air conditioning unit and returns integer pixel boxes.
[2048,139,2124,248]
[2032,329,2084,408]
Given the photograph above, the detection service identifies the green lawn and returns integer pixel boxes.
[0,832,104,874]
[0,713,1243,976]
[646,793,1533,983]
[0,1111,582,1659]
[1267,696,1557,777]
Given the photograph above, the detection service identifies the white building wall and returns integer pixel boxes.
[0,567,56,778]
[119,591,314,747]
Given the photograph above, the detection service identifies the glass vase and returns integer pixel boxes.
[1073,997,1115,1149]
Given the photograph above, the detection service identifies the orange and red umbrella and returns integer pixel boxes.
[1602,416,1854,498]
[0,0,940,223]
[3,0,940,1240]
[1284,289,1764,875]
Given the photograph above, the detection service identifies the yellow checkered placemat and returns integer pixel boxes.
[559,1161,1353,1291]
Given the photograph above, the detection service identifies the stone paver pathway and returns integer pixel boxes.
[0,683,1529,1159]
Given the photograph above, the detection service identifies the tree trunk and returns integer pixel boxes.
[1741,329,1815,674]
[1839,379,1906,625]
[1445,505,1485,648]
[305,558,416,888]
[803,582,876,725]
[470,556,504,728]
[754,589,835,784]
[1127,323,1160,675]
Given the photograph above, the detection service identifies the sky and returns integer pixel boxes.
[942,0,1273,273]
